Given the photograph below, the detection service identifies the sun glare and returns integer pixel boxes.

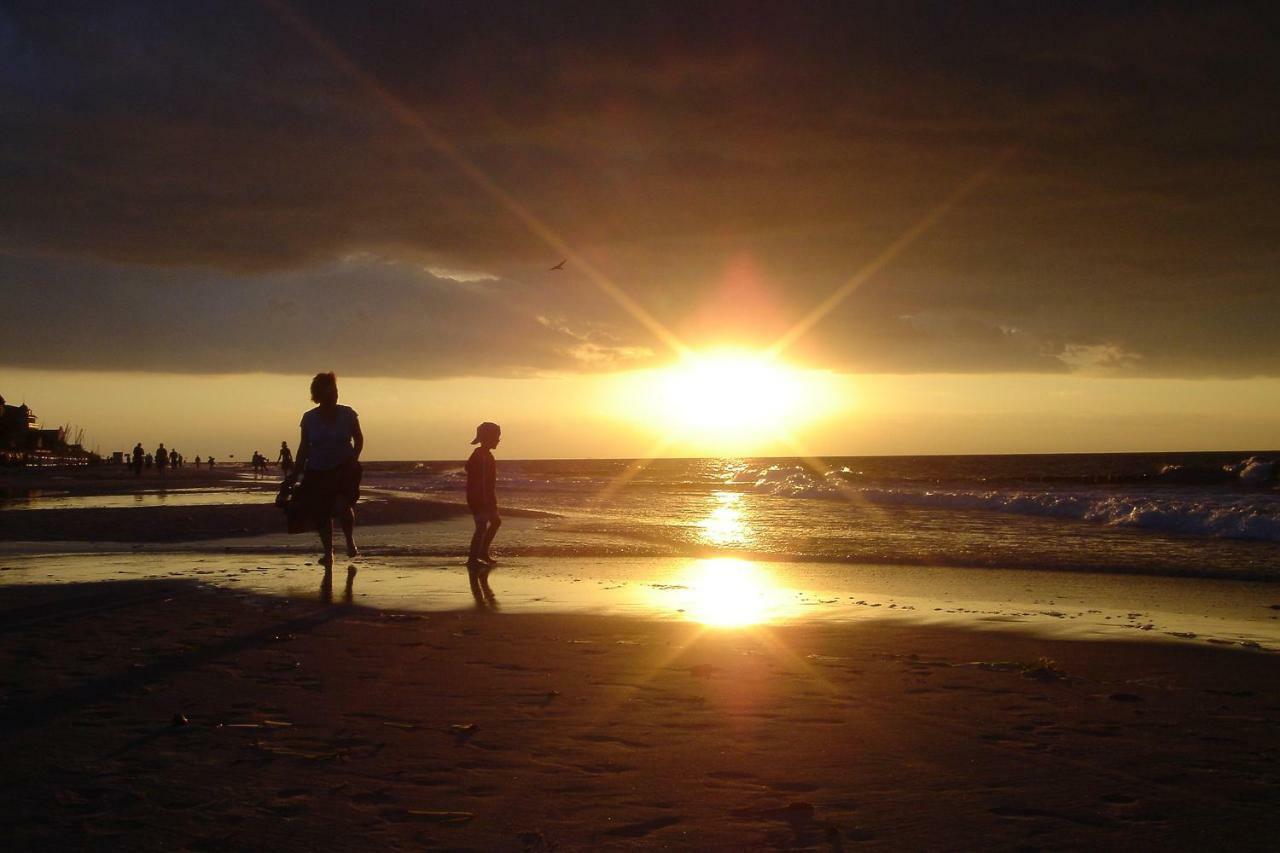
[654,558,790,627]
[615,349,835,450]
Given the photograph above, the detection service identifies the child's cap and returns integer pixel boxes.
[471,422,501,444]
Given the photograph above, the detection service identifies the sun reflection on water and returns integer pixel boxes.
[655,558,790,627]
[697,491,750,547]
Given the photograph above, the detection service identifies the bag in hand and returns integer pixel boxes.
[275,475,312,535]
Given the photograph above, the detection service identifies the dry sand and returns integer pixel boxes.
[2,576,1278,851]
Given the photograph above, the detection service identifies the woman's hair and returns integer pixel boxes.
[310,371,338,403]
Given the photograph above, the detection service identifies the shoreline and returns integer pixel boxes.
[2,578,1278,849]
[3,548,1277,653]
[1,487,553,544]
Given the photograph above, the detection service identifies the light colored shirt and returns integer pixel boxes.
[301,405,359,471]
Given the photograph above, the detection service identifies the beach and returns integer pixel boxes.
[3,578,1279,851]
[2,464,1279,850]
[11,1,1280,848]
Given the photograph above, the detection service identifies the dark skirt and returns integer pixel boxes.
[301,460,362,519]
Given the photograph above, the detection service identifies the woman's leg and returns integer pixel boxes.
[340,506,357,557]
[317,513,334,564]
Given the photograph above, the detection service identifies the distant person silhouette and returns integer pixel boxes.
[155,443,167,477]
[169,449,179,469]
[132,443,144,477]
[278,441,293,475]
[294,372,363,567]
[208,456,215,469]
[466,421,501,568]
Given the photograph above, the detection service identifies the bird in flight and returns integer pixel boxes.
[549,259,566,271]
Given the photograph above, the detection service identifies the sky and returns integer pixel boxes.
[3,1,1279,459]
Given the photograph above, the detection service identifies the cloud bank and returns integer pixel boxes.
[2,1,1278,377]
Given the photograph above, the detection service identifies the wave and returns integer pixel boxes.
[737,464,1280,543]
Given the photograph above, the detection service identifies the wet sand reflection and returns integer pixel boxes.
[468,565,499,611]
[320,564,357,604]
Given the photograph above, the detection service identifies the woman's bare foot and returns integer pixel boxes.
[320,552,334,567]
[345,541,359,559]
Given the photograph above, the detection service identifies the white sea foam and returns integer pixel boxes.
[1232,456,1276,485]
[736,464,1280,543]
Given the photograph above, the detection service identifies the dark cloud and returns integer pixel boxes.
[0,253,652,377]
[1,1,1278,377]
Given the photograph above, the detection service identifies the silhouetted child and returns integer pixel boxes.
[466,422,501,567]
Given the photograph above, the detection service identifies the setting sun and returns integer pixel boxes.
[612,349,838,451]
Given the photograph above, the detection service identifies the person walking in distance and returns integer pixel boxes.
[277,440,294,476]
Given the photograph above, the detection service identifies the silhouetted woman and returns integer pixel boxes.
[293,372,363,565]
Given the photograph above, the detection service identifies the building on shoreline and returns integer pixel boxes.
[0,393,94,466]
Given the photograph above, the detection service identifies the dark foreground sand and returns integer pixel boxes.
[2,578,1278,851]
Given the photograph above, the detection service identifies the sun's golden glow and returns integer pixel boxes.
[612,349,837,452]
[651,558,792,627]
[697,491,750,547]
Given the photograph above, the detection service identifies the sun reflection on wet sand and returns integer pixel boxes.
[4,550,1279,647]
[697,491,750,548]
[654,557,794,627]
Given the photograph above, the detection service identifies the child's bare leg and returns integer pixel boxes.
[341,506,357,557]
[468,517,487,565]
[480,516,501,561]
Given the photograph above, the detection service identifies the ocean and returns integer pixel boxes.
[358,451,1280,581]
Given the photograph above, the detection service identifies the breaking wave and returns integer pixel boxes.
[737,463,1280,543]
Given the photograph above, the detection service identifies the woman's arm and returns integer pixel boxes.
[351,415,364,461]
[292,424,309,475]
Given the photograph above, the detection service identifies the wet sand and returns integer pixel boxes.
[3,548,1279,652]
[0,466,548,542]
[0,497,474,543]
[2,577,1279,850]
